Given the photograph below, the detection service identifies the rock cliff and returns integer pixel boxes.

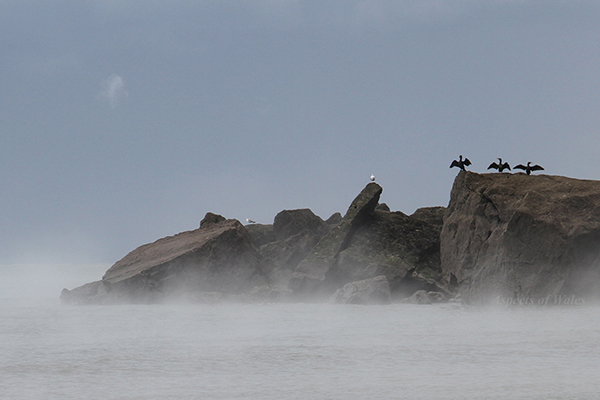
[442,171,600,304]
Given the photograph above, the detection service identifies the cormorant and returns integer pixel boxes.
[488,158,511,172]
[450,155,471,171]
[514,161,544,175]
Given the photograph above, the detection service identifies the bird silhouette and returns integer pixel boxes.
[450,155,471,171]
[514,161,544,175]
[488,158,511,172]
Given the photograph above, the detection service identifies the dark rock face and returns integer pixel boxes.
[273,209,326,241]
[441,171,600,304]
[61,217,267,304]
[256,209,333,289]
[410,206,446,228]
[289,183,442,300]
[245,224,276,248]
[336,210,442,300]
[288,183,383,297]
[330,275,390,305]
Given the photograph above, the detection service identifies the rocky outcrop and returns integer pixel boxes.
[289,183,443,300]
[62,168,600,306]
[330,275,390,305]
[61,183,444,305]
[441,171,600,304]
[61,207,345,305]
[61,217,267,304]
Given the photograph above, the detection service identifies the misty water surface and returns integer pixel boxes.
[1,265,599,400]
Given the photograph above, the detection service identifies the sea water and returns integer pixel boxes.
[1,266,600,400]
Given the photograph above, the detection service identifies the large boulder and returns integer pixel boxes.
[289,183,442,300]
[273,208,327,241]
[256,209,335,289]
[61,216,267,304]
[330,275,391,305]
[441,171,600,304]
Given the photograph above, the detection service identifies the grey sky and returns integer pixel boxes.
[2,1,600,265]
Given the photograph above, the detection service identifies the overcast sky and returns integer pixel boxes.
[2,0,600,265]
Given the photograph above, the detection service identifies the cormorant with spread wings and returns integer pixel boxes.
[450,155,471,171]
[514,162,544,175]
[488,158,511,172]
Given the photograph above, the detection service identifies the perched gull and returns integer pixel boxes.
[370,174,376,182]
[245,218,256,224]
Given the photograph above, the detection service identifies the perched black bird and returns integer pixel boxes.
[450,155,472,171]
[488,158,511,172]
[514,161,544,175]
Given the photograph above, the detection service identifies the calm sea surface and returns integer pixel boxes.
[1,265,600,399]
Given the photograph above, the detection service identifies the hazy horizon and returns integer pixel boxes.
[3,1,600,265]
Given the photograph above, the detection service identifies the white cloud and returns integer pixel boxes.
[100,74,127,108]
